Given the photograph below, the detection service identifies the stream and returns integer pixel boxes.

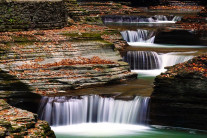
[38,11,207,138]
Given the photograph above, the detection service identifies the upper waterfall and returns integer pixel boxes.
[103,15,182,23]
[38,95,150,126]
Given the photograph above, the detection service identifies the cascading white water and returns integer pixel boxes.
[123,51,161,70]
[103,15,182,23]
[172,16,182,22]
[38,95,150,126]
[159,52,194,69]
[122,29,206,48]
[121,30,155,43]
[154,15,168,21]
[124,51,194,76]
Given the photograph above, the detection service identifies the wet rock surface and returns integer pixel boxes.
[0,99,55,137]
[150,53,207,130]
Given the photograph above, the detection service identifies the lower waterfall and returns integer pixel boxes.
[38,95,150,126]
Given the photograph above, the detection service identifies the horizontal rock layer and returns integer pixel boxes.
[0,25,136,95]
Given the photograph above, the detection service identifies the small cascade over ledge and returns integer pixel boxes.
[120,29,206,48]
[159,52,194,69]
[103,15,182,24]
[123,51,194,76]
[38,95,150,126]
[121,29,155,43]
[123,51,161,70]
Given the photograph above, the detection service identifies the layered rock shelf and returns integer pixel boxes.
[0,24,136,95]
[0,99,55,137]
[150,53,207,130]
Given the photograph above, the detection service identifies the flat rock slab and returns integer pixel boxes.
[0,25,136,95]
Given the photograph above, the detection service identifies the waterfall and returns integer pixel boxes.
[172,16,182,22]
[154,15,168,21]
[159,52,194,69]
[121,30,155,43]
[123,51,161,70]
[103,15,182,23]
[38,95,150,126]
[123,51,194,72]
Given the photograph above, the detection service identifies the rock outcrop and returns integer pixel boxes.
[0,99,55,137]
[154,30,200,45]
[150,53,207,130]
[0,68,41,113]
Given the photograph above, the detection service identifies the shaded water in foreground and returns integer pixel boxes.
[53,123,207,138]
[39,94,207,138]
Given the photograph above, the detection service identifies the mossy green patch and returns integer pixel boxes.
[102,29,120,35]
[84,16,103,24]
[11,36,36,42]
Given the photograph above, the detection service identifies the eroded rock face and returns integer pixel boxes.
[0,99,55,137]
[150,53,207,130]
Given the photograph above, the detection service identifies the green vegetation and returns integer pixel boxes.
[11,36,36,42]
[8,18,15,24]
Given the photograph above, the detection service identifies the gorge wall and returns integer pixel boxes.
[150,54,207,130]
[0,0,67,31]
